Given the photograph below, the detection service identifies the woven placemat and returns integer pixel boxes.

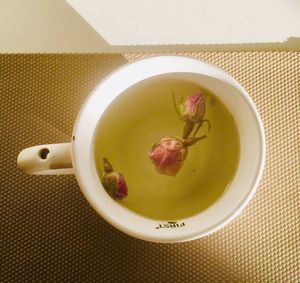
[1,52,299,282]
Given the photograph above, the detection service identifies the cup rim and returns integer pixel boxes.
[72,55,266,242]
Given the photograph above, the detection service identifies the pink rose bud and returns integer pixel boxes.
[148,136,188,177]
[149,136,207,177]
[102,158,128,199]
[179,92,206,123]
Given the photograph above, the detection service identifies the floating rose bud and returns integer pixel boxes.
[179,92,206,123]
[102,158,128,199]
[176,92,211,139]
[149,135,206,177]
[149,137,187,177]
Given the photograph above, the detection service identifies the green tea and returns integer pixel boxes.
[93,76,240,220]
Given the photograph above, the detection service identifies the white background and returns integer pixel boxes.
[1,0,300,52]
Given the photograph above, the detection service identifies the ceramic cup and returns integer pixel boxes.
[17,56,265,243]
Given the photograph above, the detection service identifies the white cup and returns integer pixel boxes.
[17,56,265,243]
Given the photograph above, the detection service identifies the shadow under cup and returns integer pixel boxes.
[74,57,265,242]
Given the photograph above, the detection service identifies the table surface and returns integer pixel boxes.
[1,52,299,282]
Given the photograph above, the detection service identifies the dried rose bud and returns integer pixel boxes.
[149,136,187,177]
[176,92,207,138]
[179,92,206,123]
[102,158,128,199]
[149,136,207,176]
[149,136,205,179]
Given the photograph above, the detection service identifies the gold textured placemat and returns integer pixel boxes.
[1,52,299,282]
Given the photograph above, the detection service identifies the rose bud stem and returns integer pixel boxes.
[182,120,195,139]
[103,157,113,173]
[183,135,207,147]
[193,119,211,137]
[172,89,182,119]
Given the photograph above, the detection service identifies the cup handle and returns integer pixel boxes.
[17,143,74,175]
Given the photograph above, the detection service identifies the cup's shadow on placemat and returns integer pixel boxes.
[1,53,299,282]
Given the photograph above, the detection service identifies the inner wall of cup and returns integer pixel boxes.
[91,72,261,218]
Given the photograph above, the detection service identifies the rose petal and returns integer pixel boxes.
[149,136,187,176]
[117,173,128,199]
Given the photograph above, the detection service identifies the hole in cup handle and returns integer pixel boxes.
[17,143,74,175]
